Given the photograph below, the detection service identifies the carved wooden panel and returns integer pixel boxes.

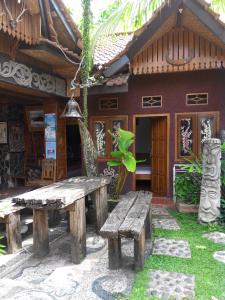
[131,27,225,75]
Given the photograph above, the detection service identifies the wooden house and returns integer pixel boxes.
[0,0,82,189]
[88,0,225,197]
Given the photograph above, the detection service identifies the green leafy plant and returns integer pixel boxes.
[175,153,202,205]
[107,128,144,198]
[0,236,5,255]
[175,172,202,205]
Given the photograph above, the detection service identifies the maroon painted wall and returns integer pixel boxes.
[88,69,225,197]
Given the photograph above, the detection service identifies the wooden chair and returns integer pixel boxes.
[26,159,56,187]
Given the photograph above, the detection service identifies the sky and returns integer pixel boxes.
[63,0,114,22]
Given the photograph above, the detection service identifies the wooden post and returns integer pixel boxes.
[134,228,145,271]
[5,212,22,254]
[69,197,86,264]
[33,209,49,257]
[108,237,121,269]
[94,186,108,233]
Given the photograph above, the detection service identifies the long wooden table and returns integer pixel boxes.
[12,176,110,263]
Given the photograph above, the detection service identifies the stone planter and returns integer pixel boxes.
[176,201,199,213]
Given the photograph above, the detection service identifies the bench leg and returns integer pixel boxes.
[69,197,86,264]
[94,186,108,233]
[108,237,121,269]
[33,209,49,257]
[145,207,152,240]
[134,228,145,271]
[5,212,22,254]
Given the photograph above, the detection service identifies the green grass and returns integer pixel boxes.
[129,211,225,300]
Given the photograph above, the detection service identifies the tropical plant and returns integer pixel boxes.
[0,236,5,255]
[81,0,92,127]
[175,153,202,205]
[107,128,144,198]
[93,0,225,45]
[175,172,202,205]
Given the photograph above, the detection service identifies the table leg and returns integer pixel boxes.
[5,212,22,254]
[33,209,49,257]
[94,186,108,233]
[69,197,86,264]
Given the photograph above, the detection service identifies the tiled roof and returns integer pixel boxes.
[93,33,134,66]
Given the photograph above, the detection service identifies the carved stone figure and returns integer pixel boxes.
[198,139,221,223]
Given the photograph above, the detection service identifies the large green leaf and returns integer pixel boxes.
[118,128,134,140]
[107,160,122,167]
[110,151,123,158]
[122,153,136,172]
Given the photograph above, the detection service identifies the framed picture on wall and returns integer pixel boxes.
[0,122,7,144]
[26,107,45,131]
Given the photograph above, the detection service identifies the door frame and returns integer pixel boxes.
[132,113,170,196]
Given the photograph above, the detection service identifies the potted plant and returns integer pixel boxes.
[175,154,202,213]
[107,128,144,202]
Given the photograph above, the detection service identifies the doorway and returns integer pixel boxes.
[134,114,169,196]
[66,123,82,178]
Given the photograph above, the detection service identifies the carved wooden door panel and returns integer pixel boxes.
[151,117,168,196]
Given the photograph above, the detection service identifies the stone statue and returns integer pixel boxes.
[198,138,221,223]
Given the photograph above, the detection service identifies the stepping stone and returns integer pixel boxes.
[147,269,195,300]
[153,238,191,258]
[213,251,225,264]
[152,207,170,216]
[202,232,225,245]
[153,218,180,230]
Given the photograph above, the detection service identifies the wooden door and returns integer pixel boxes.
[151,117,168,196]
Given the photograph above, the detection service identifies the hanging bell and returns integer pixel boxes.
[60,98,83,119]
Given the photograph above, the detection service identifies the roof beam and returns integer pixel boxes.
[49,0,77,44]
[38,0,50,39]
[183,0,225,44]
[103,0,182,77]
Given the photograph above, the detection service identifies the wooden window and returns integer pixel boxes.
[142,96,162,108]
[99,98,118,110]
[186,93,208,106]
[175,112,219,160]
[91,116,128,159]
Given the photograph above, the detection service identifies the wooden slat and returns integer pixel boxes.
[100,191,138,238]
[13,176,110,209]
[131,27,225,75]
[119,191,152,238]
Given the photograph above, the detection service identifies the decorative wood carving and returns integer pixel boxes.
[0,0,41,44]
[0,56,66,96]
[3,0,27,30]
[165,49,194,66]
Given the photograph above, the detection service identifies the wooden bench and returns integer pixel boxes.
[100,191,152,271]
[0,198,24,254]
